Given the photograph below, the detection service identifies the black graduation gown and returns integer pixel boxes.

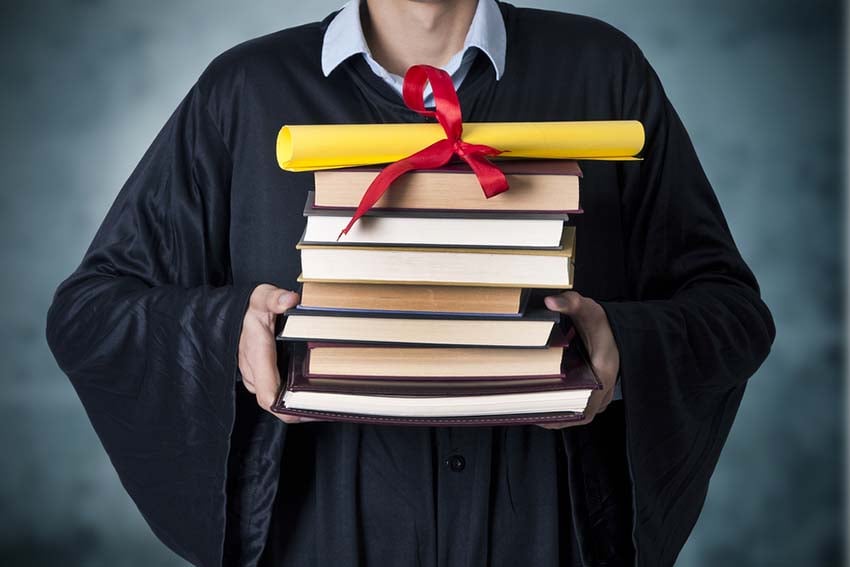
[44,3,775,566]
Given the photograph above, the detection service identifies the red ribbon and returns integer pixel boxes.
[338,64,509,239]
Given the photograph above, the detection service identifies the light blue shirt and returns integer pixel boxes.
[321,0,506,107]
[321,0,623,403]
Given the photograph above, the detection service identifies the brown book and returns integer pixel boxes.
[313,159,582,212]
[305,342,567,378]
[292,351,575,396]
[299,282,525,315]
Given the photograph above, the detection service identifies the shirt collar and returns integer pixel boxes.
[321,0,506,80]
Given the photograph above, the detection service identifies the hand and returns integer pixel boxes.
[538,291,620,430]
[239,284,319,424]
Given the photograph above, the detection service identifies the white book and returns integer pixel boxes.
[282,389,592,417]
[305,215,567,247]
[280,309,560,347]
[297,227,575,288]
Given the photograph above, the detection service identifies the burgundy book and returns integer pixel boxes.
[271,334,600,427]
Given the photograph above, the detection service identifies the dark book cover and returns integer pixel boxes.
[270,331,599,427]
[290,352,597,397]
[303,191,576,219]
[281,306,559,322]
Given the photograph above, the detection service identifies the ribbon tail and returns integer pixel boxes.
[338,140,454,239]
[461,150,509,198]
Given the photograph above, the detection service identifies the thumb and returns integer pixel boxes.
[266,288,300,314]
[544,291,596,340]
[544,291,583,316]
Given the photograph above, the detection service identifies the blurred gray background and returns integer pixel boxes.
[0,0,843,565]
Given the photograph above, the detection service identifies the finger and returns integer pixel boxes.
[585,386,605,416]
[270,414,323,424]
[538,382,614,430]
[246,332,282,413]
[544,291,594,348]
[569,387,603,426]
[238,333,258,394]
[537,415,591,430]
[265,288,300,315]
[539,387,603,430]
[275,413,304,424]
[239,357,257,394]
[543,291,583,316]
[552,292,599,332]
[599,382,616,411]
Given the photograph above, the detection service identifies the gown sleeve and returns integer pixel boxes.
[599,45,776,565]
[45,80,262,566]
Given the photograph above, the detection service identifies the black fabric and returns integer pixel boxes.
[259,402,633,567]
[45,3,775,566]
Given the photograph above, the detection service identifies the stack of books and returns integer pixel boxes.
[272,159,600,426]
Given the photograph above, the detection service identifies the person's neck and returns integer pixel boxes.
[361,0,478,76]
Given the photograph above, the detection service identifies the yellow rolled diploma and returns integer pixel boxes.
[276,120,645,172]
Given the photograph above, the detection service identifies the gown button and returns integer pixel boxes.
[446,454,466,472]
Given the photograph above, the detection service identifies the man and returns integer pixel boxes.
[45,1,775,566]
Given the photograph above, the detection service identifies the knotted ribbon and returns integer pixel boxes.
[338,64,509,239]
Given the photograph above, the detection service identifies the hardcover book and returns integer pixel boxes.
[298,282,528,315]
[303,192,570,248]
[278,308,560,347]
[297,227,576,288]
[303,339,568,377]
[312,159,582,212]
[271,332,600,426]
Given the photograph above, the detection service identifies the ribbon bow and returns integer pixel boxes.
[338,64,509,239]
